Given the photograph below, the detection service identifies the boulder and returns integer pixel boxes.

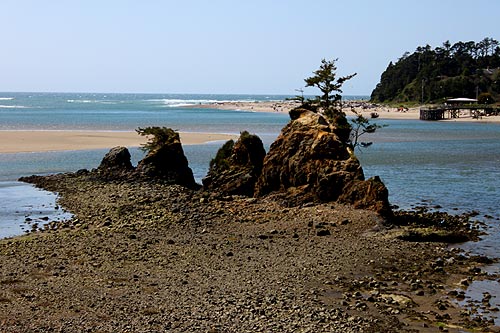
[337,176,393,217]
[203,131,266,196]
[97,146,134,180]
[135,130,197,188]
[255,109,392,217]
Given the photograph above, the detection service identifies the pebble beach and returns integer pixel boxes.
[0,173,493,332]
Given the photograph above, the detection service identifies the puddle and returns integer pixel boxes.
[454,215,500,326]
[0,181,72,239]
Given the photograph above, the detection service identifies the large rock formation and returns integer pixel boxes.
[202,131,266,197]
[97,146,134,180]
[255,109,392,217]
[135,130,197,188]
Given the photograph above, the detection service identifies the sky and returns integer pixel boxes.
[1,0,499,95]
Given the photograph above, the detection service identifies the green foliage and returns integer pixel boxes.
[478,92,495,104]
[136,126,179,153]
[238,130,253,144]
[209,139,235,170]
[304,58,357,121]
[371,37,500,103]
[295,58,358,143]
[294,58,384,147]
[349,109,386,149]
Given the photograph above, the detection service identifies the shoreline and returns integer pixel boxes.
[0,130,237,154]
[192,100,500,123]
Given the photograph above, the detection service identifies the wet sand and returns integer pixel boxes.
[0,131,237,154]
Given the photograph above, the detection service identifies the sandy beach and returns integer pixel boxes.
[0,131,237,154]
[193,101,500,123]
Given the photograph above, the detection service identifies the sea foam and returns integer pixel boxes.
[0,105,27,109]
[146,98,260,108]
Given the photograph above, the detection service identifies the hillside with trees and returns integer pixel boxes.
[370,38,500,104]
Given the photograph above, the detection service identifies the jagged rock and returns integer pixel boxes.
[135,129,197,188]
[97,146,134,180]
[255,109,392,217]
[202,131,266,196]
[337,176,392,217]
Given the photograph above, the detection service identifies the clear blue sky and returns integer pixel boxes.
[1,0,499,95]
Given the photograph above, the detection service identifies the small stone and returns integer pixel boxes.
[316,229,331,236]
[460,278,469,286]
[437,303,447,311]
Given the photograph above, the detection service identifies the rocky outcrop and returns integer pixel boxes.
[135,131,197,189]
[202,131,266,196]
[255,109,392,217]
[97,146,134,180]
[337,176,392,218]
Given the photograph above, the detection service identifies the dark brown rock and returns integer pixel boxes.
[337,176,393,218]
[135,131,197,188]
[202,131,266,196]
[255,110,392,217]
[97,146,134,180]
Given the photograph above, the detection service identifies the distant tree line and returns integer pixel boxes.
[370,37,500,103]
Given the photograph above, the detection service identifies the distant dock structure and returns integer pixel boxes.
[420,98,500,120]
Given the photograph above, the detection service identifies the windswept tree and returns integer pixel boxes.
[304,58,356,133]
[349,109,385,149]
[136,126,180,152]
[294,58,380,148]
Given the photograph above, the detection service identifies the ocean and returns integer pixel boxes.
[1,92,499,321]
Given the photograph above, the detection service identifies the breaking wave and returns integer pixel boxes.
[146,98,259,108]
[0,105,27,109]
[67,99,118,105]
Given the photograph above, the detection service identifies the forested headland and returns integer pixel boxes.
[371,38,500,104]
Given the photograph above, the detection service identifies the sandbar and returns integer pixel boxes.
[0,131,237,154]
[193,101,500,123]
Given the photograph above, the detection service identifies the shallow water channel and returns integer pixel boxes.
[0,181,72,239]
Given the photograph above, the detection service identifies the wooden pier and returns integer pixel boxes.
[420,105,500,120]
[420,108,445,120]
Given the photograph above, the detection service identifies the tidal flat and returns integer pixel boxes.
[0,172,495,332]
